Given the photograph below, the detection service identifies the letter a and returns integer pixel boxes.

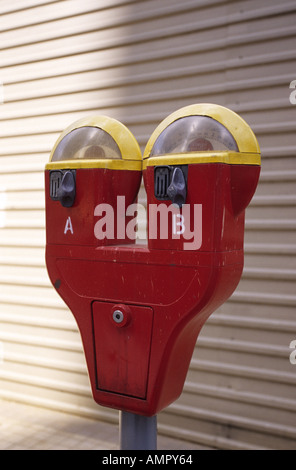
[64,216,74,234]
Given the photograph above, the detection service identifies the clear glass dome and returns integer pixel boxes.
[151,115,238,156]
[51,126,122,161]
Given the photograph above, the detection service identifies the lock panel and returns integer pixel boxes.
[92,301,153,399]
[154,165,188,203]
[49,169,76,207]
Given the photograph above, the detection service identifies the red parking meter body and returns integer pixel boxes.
[45,106,260,417]
[45,117,142,248]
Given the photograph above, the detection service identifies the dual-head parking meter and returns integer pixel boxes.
[45,104,260,421]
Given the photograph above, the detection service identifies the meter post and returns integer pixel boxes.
[119,411,157,450]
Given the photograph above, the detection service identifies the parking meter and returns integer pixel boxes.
[138,103,260,413]
[143,103,261,252]
[45,105,260,418]
[45,116,144,410]
[45,116,142,247]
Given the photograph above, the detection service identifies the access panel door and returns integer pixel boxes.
[92,302,154,399]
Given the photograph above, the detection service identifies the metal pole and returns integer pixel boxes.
[119,411,157,450]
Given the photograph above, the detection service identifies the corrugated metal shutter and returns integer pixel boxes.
[0,0,295,449]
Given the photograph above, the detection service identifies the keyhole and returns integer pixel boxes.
[113,310,124,324]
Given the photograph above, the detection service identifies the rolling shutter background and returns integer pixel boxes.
[0,0,295,449]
